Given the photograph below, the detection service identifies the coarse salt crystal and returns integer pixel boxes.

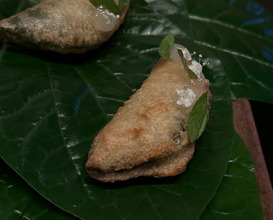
[176,87,196,107]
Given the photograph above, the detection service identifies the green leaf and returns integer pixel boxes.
[0,0,269,219]
[0,52,234,219]
[0,158,76,220]
[188,92,208,142]
[158,34,175,59]
[201,133,263,219]
[177,49,199,79]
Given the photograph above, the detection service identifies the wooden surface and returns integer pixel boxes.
[233,99,273,220]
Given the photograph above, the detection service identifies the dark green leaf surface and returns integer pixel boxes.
[0,158,76,220]
[201,133,262,219]
[0,0,270,219]
[186,0,273,102]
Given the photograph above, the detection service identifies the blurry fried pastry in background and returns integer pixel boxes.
[86,35,211,182]
[0,0,130,53]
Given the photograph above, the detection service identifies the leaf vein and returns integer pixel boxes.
[233,55,273,92]
[73,67,110,122]
[46,64,95,201]
[96,62,135,92]
[188,14,273,43]
[193,40,273,68]
[143,187,162,220]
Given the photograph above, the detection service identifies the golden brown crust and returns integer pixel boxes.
[0,0,130,53]
[87,144,195,182]
[86,58,210,182]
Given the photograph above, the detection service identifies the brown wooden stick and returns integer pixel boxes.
[233,99,273,220]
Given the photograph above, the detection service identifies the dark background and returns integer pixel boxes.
[253,0,273,186]
[250,101,273,186]
[258,0,273,12]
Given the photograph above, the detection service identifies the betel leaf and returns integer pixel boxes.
[177,49,199,79]
[0,50,234,219]
[201,133,262,219]
[0,0,270,219]
[0,158,76,220]
[188,92,208,142]
[158,34,175,59]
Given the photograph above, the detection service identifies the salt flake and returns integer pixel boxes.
[176,87,196,107]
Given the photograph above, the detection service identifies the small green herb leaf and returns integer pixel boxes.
[89,0,121,14]
[158,34,175,59]
[188,92,208,142]
[178,49,198,79]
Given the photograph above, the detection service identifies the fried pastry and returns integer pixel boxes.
[86,43,210,182]
[0,0,130,53]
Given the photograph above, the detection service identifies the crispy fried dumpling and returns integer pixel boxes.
[0,0,130,53]
[86,43,210,182]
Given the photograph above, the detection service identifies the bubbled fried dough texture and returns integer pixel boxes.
[86,58,210,182]
[88,143,195,182]
[0,0,130,53]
